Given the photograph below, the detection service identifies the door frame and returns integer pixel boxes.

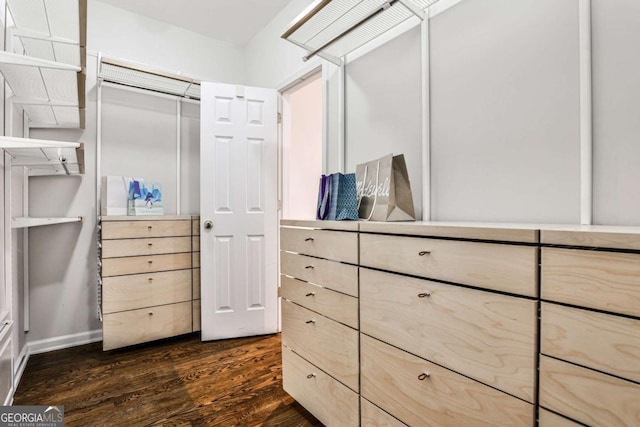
[277,59,329,220]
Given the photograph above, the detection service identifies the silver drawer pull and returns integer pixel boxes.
[418,291,431,298]
[418,250,431,256]
[418,372,431,381]
[305,265,314,269]
[305,292,316,297]
[305,237,314,242]
[307,373,316,379]
[305,320,315,324]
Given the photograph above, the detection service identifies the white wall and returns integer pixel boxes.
[430,0,581,223]
[89,0,246,83]
[592,0,640,225]
[345,27,423,219]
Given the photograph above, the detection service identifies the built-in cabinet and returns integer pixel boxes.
[280,220,640,426]
[100,215,200,351]
[280,221,360,427]
[539,229,640,426]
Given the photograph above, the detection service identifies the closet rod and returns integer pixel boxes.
[303,0,399,62]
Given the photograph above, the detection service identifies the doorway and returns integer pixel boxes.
[281,71,324,220]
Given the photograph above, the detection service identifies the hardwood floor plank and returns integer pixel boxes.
[14,333,321,426]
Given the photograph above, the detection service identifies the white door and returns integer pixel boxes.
[200,82,278,341]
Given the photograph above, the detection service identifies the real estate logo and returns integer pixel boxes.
[0,406,64,427]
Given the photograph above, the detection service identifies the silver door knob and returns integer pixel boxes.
[204,220,213,230]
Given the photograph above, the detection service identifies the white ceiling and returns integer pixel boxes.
[96,0,292,46]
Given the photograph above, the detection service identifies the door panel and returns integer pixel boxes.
[200,82,278,340]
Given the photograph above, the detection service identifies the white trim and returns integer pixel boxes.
[338,61,345,173]
[421,15,431,221]
[13,341,29,396]
[321,65,330,174]
[26,329,103,355]
[97,53,103,221]
[176,99,182,215]
[579,0,592,225]
[21,167,28,332]
[276,57,323,93]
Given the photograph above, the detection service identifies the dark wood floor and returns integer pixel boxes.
[14,333,322,426]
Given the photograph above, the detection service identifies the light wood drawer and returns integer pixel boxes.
[540,355,640,427]
[281,251,358,297]
[360,268,536,402]
[541,302,640,383]
[282,347,358,427]
[281,300,358,391]
[360,233,538,296]
[192,218,200,236]
[193,299,200,332]
[280,227,358,264]
[542,247,640,317]
[280,276,358,329]
[102,253,192,277]
[103,301,192,350]
[192,268,200,300]
[102,237,191,258]
[360,335,534,427]
[102,270,192,314]
[192,235,200,252]
[361,398,407,427]
[102,220,191,239]
[538,408,582,427]
[192,252,200,268]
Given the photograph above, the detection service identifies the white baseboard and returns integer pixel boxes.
[13,343,29,395]
[27,329,103,355]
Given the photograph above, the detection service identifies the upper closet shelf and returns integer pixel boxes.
[3,0,87,129]
[11,217,84,229]
[0,136,84,176]
[282,0,441,64]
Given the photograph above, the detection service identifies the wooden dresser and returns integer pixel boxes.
[280,220,360,427]
[539,227,640,426]
[358,222,539,427]
[100,215,200,350]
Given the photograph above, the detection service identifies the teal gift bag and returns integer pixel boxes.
[327,173,359,221]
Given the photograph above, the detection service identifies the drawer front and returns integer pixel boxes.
[360,234,538,296]
[360,335,534,427]
[360,268,536,402]
[281,300,358,391]
[192,235,200,252]
[280,275,358,329]
[542,247,640,317]
[538,408,582,427]
[192,252,200,268]
[280,227,358,264]
[192,218,200,236]
[542,302,640,383]
[192,268,200,300]
[540,355,640,427]
[102,270,192,314]
[361,398,407,427]
[193,299,200,332]
[282,347,358,427]
[102,220,191,239]
[281,251,358,297]
[102,237,192,258]
[102,253,192,277]
[103,301,192,350]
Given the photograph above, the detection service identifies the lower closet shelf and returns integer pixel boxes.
[12,217,83,228]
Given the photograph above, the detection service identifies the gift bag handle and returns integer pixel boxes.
[357,161,380,221]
